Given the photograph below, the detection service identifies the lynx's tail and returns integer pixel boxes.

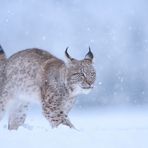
[0,45,6,60]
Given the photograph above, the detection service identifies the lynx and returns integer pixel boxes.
[0,46,96,130]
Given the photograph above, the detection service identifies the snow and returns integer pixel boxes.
[1,106,148,148]
[0,1,147,147]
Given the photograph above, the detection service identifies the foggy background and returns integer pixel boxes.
[0,0,148,107]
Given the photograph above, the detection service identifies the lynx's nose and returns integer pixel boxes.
[89,84,94,89]
[86,81,94,89]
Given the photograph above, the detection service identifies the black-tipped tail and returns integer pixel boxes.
[0,45,6,60]
[0,45,5,54]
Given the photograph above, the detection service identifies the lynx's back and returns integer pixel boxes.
[7,48,64,73]
[6,48,64,83]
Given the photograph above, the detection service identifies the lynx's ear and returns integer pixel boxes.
[84,47,94,62]
[65,47,74,61]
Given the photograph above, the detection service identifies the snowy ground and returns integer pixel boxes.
[1,106,148,148]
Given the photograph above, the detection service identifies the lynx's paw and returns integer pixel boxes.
[50,117,75,129]
[8,102,29,130]
[8,114,26,130]
[8,122,20,130]
[62,118,75,128]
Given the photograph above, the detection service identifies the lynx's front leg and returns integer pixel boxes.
[42,95,74,129]
[8,101,29,130]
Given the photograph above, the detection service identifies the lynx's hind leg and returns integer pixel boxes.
[8,101,29,130]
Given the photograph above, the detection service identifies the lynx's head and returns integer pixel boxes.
[65,47,96,96]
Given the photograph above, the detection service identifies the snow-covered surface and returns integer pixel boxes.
[1,106,148,148]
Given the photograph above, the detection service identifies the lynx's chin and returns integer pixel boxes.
[71,85,92,97]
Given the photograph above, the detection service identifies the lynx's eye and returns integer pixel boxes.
[80,73,86,78]
[73,73,85,77]
[80,73,84,76]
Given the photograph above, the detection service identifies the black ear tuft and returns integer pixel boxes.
[65,47,74,61]
[85,47,94,61]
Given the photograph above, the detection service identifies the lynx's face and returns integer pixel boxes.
[66,47,96,96]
